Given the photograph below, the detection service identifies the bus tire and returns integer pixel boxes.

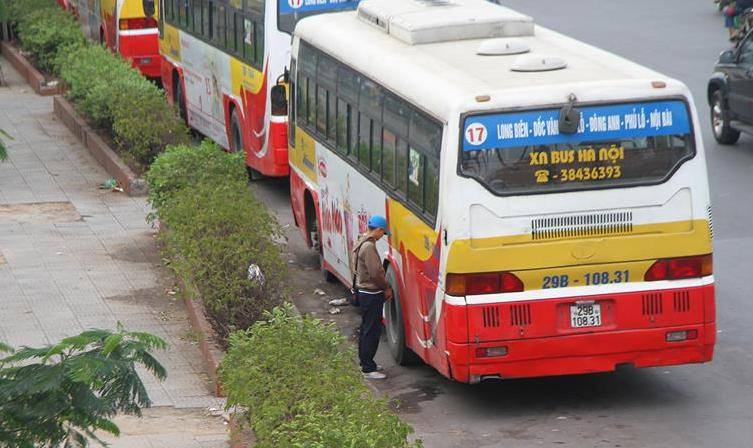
[229,109,243,153]
[174,73,187,122]
[385,266,420,366]
[711,90,740,145]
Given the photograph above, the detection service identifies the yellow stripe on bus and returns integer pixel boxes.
[290,127,318,184]
[230,59,264,98]
[160,24,181,62]
[388,200,438,262]
[447,220,711,273]
[119,0,146,19]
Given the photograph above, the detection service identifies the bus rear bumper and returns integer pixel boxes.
[446,324,715,383]
[118,32,161,78]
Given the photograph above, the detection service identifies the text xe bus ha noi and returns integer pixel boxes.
[288,0,716,383]
[157,0,359,178]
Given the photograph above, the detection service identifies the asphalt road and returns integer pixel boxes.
[253,2,753,447]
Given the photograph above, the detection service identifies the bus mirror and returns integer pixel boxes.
[719,50,735,64]
[143,0,156,17]
[271,85,287,116]
[559,95,581,135]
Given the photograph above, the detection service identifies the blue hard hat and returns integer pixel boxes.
[368,215,390,236]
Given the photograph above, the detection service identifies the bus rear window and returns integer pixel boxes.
[278,0,359,34]
[459,100,695,196]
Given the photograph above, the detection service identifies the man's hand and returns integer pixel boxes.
[385,288,394,301]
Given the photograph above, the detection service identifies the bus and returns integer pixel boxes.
[288,0,716,383]
[157,0,358,178]
[75,0,161,78]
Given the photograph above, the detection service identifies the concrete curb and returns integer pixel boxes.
[0,41,64,96]
[53,96,148,197]
[157,221,225,397]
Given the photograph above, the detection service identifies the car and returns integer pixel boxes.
[707,31,753,145]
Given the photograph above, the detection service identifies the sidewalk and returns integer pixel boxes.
[0,57,228,447]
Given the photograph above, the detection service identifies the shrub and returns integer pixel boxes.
[4,0,56,26]
[56,45,136,126]
[56,44,189,169]
[146,140,248,213]
[156,175,286,342]
[110,84,190,168]
[16,7,85,74]
[220,304,421,448]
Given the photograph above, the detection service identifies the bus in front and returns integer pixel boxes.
[157,0,358,178]
[76,0,161,78]
[288,0,715,383]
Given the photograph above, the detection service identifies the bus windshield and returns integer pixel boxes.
[278,0,359,34]
[459,100,695,196]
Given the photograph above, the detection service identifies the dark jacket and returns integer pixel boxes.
[350,234,390,292]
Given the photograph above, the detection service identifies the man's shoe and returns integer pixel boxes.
[363,371,387,379]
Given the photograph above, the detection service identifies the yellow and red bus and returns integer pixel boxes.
[156,0,358,178]
[75,0,161,78]
[289,0,716,383]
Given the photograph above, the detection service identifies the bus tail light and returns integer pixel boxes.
[475,346,508,358]
[644,254,713,281]
[666,329,698,342]
[446,272,524,296]
[119,17,158,30]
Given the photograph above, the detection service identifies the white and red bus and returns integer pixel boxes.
[75,0,161,78]
[157,0,358,178]
[289,0,716,383]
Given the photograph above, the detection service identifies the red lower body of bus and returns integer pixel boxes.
[442,283,715,383]
[119,31,161,79]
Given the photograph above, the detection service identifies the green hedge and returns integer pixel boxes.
[145,140,248,211]
[6,1,189,170]
[220,304,421,448]
[148,143,286,342]
[16,7,85,74]
[56,45,189,169]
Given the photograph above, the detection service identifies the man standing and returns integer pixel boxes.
[350,215,393,379]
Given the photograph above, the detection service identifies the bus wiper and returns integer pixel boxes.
[559,93,581,135]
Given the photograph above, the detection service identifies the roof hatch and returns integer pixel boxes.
[357,0,535,45]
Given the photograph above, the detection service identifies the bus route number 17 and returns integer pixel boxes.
[465,123,487,146]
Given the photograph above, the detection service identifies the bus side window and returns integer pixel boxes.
[307,77,316,125]
[254,17,264,67]
[243,18,255,64]
[408,148,425,209]
[358,113,371,169]
[382,129,396,187]
[316,85,327,135]
[191,0,202,34]
[202,0,211,37]
[327,91,337,143]
[371,124,383,177]
[289,59,296,145]
[211,3,221,45]
[425,157,439,219]
[396,139,409,196]
[336,98,348,155]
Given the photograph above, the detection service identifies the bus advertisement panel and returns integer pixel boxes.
[158,0,358,178]
[288,0,715,384]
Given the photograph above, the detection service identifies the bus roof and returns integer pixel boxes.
[294,0,671,122]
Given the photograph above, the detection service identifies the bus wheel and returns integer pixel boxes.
[711,90,740,145]
[230,110,243,153]
[174,74,187,122]
[385,266,420,366]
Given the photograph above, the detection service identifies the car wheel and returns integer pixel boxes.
[711,90,740,145]
[385,266,420,366]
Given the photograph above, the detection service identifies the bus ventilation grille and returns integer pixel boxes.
[482,306,501,327]
[510,304,532,326]
[531,212,633,240]
[707,205,714,241]
[673,291,691,313]
[642,293,663,316]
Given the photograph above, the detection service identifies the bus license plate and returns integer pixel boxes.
[570,303,602,328]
